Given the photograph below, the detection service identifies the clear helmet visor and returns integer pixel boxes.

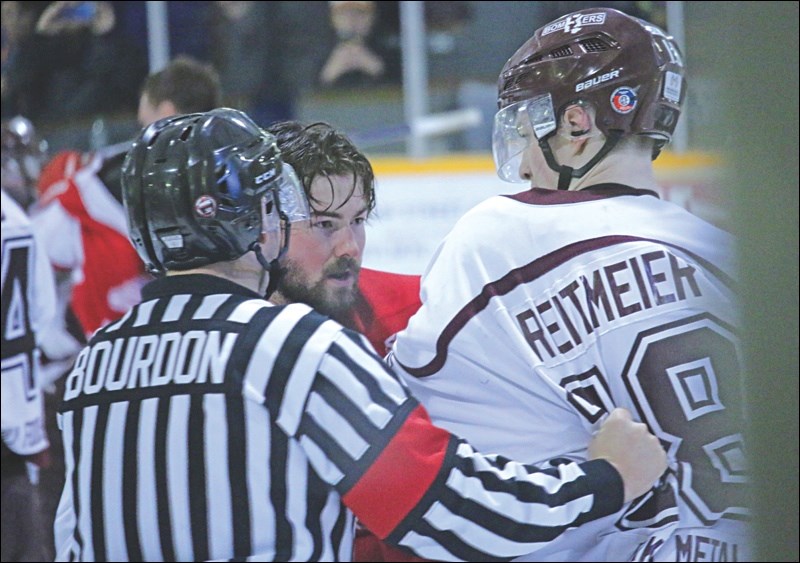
[272,163,310,223]
[492,94,557,183]
[261,163,311,262]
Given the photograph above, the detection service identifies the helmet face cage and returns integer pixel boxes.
[122,108,309,274]
[493,7,685,182]
[1,116,49,208]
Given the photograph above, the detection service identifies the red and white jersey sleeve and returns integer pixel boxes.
[389,186,749,561]
[34,151,148,337]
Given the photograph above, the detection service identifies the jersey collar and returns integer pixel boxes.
[504,183,660,205]
[141,273,264,301]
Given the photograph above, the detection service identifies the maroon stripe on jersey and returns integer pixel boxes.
[343,404,450,539]
[504,184,659,205]
[398,234,735,377]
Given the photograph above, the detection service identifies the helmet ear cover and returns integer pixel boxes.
[494,7,686,179]
[122,108,300,275]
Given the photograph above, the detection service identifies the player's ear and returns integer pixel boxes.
[157,100,180,121]
[563,105,594,138]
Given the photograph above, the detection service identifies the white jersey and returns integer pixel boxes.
[389,185,751,561]
[1,189,56,457]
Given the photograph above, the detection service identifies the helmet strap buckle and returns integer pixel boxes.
[557,166,574,191]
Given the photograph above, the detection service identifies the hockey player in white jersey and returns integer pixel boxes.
[389,7,750,562]
[1,175,58,560]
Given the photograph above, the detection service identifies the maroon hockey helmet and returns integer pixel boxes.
[493,7,685,183]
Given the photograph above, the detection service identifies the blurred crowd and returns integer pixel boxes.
[1,1,145,123]
[1,1,413,129]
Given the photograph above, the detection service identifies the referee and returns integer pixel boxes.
[53,108,667,562]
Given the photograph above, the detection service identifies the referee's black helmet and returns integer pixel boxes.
[122,108,307,275]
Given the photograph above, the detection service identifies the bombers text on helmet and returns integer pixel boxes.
[493,7,685,187]
[121,108,309,276]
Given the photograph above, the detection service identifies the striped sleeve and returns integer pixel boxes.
[277,318,625,561]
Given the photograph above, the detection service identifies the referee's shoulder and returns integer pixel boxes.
[251,300,348,337]
[257,301,374,357]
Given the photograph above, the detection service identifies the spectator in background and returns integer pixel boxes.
[1,1,49,119]
[4,1,146,122]
[5,0,148,121]
[320,0,399,89]
[35,1,115,37]
[210,1,304,126]
[34,1,142,120]
[1,118,59,562]
[136,55,222,127]
[112,1,212,68]
[423,1,472,56]
[424,1,472,32]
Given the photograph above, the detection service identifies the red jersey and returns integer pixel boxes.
[34,151,149,337]
[349,268,421,357]
[347,268,430,562]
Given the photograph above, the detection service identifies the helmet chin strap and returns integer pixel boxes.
[538,131,622,190]
[250,244,281,299]
[250,220,292,299]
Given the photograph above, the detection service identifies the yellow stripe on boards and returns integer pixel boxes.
[369,151,722,176]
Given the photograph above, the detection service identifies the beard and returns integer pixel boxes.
[273,256,360,324]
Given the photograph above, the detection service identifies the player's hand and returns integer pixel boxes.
[587,408,667,503]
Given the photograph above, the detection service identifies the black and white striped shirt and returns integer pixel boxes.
[55,274,624,562]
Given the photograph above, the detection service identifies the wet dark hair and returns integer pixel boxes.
[266,121,376,215]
